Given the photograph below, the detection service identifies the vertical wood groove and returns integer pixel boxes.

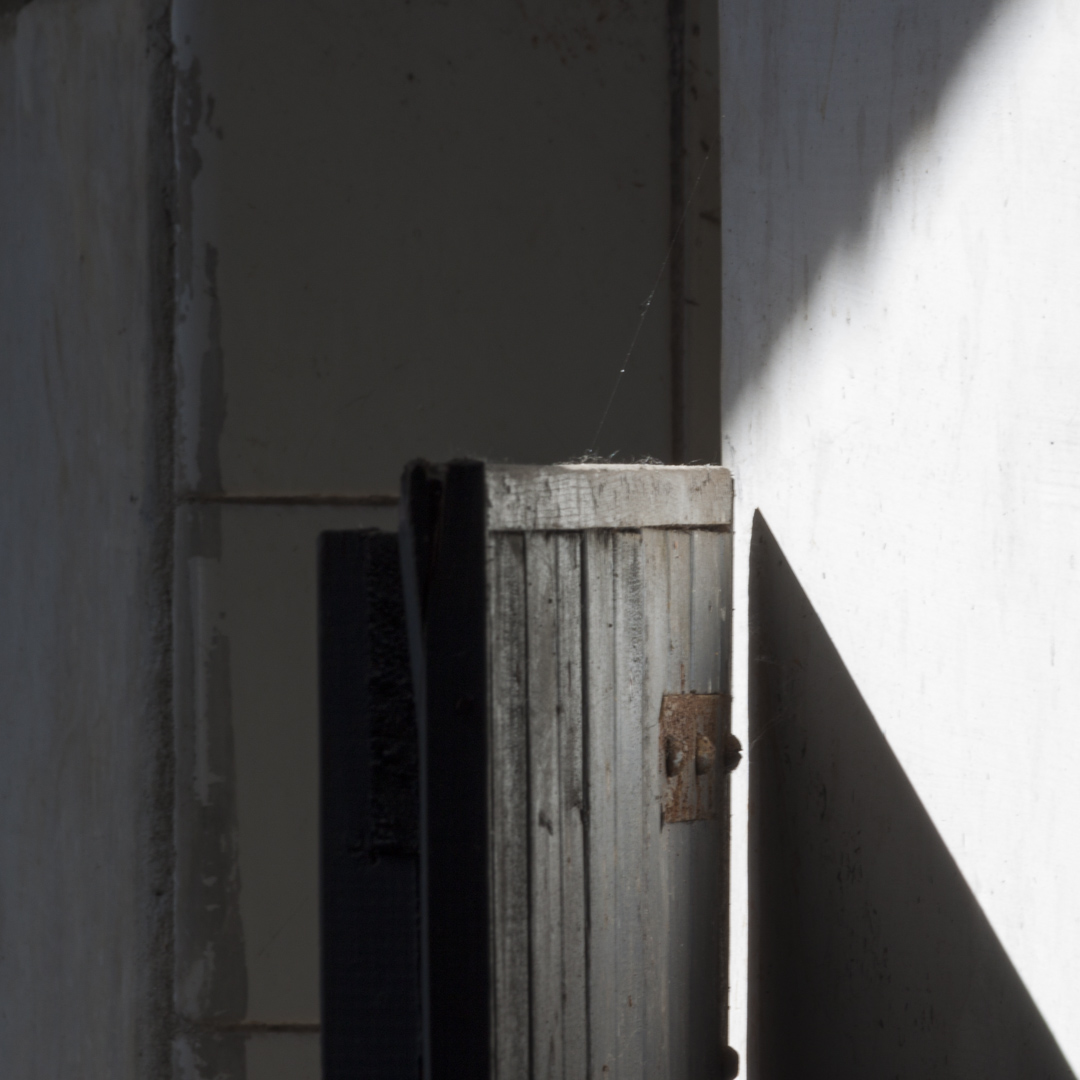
[686,530,723,1079]
[641,529,672,1080]
[613,530,647,1079]
[489,517,730,1080]
[490,533,530,1080]
[665,530,695,1080]
[557,534,588,1080]
[584,531,617,1078]
[526,533,563,1080]
[578,532,594,1079]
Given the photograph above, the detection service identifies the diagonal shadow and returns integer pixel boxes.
[748,512,1074,1080]
[720,0,1013,410]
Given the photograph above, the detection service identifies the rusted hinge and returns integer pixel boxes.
[659,693,737,823]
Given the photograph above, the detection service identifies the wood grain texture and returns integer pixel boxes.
[489,533,530,1080]
[613,530,647,1079]
[583,530,618,1078]
[644,529,727,1080]
[526,533,564,1080]
[522,531,589,1080]
[660,530,695,1080]
[555,533,588,1080]
[481,468,733,1080]
[680,530,724,1080]
[640,528,673,1080]
[486,465,732,532]
[690,530,724,695]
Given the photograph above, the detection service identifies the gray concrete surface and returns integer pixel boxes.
[0,0,174,1075]
[0,2,708,1076]
[172,0,677,497]
[170,3,689,1076]
[174,503,395,1080]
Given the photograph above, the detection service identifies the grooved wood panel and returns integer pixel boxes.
[407,463,732,1079]
[489,534,530,1079]
[487,521,730,1079]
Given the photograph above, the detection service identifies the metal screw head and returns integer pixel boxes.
[721,1045,740,1079]
[723,732,743,773]
[695,734,716,775]
[665,736,686,777]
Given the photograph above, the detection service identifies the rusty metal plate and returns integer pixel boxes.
[659,693,724,823]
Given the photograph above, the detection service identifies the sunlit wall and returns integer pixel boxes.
[722,0,1080,1071]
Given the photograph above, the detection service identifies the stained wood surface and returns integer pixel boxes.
[554,534,589,1078]
[397,462,735,1080]
[582,530,620,1077]
[484,479,731,1078]
[485,465,732,532]
[612,530,648,1078]
[489,534,529,1080]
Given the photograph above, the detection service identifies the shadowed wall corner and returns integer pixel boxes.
[748,510,1075,1080]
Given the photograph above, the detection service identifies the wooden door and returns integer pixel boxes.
[401,462,736,1080]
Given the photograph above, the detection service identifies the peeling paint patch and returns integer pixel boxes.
[174,1030,247,1080]
[176,527,248,1034]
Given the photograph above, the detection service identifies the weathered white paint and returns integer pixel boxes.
[723,0,1080,1071]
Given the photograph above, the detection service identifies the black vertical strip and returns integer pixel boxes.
[401,461,491,1080]
[319,530,420,1080]
[670,0,688,464]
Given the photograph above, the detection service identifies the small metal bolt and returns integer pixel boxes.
[723,732,743,773]
[721,1045,740,1079]
[695,734,716,775]
[665,736,686,777]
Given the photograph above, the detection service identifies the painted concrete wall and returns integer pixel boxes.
[170,3,685,1076]
[722,0,1080,1074]
[173,0,676,500]
[173,501,397,1078]
[0,0,173,1076]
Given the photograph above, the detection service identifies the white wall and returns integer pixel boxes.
[722,0,1080,1073]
